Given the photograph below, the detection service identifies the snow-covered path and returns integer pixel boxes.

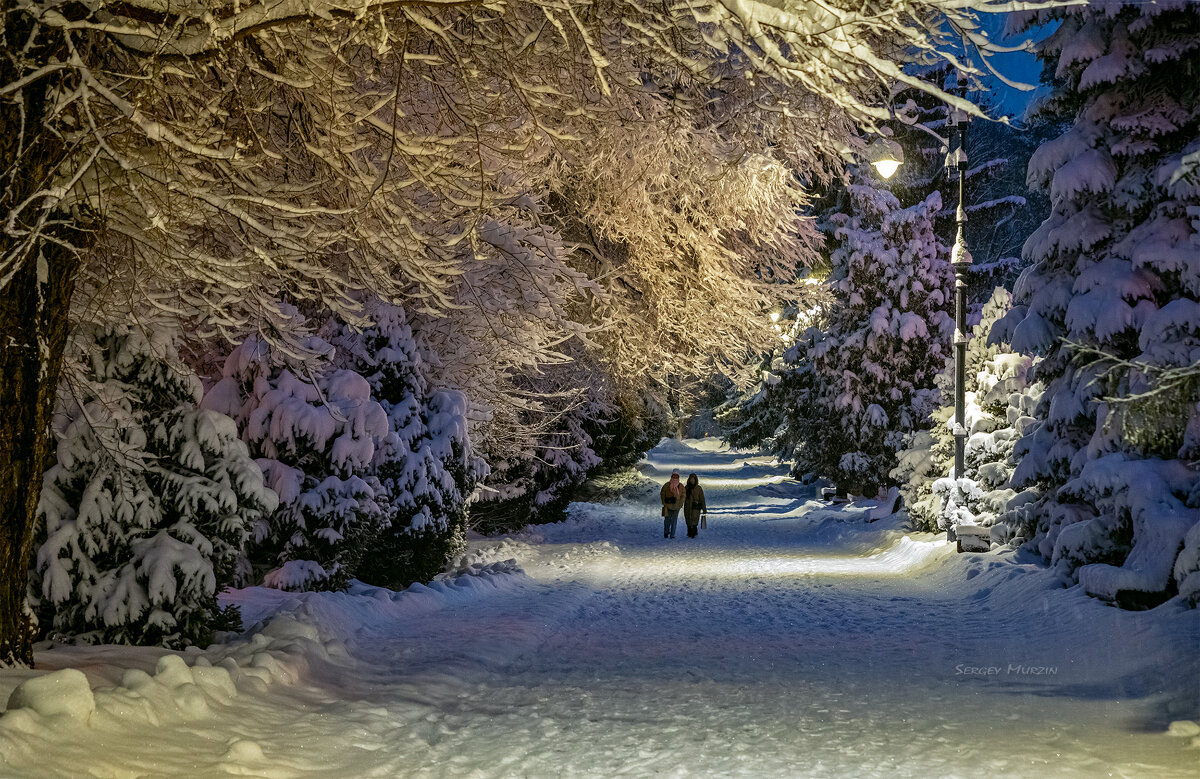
[2,439,1198,778]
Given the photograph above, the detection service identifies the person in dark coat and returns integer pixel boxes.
[660,469,684,538]
[683,473,707,538]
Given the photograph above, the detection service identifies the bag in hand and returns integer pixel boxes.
[661,506,667,517]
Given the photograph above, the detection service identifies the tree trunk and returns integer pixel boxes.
[0,247,78,667]
[0,13,83,666]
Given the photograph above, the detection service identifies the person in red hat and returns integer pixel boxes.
[659,469,684,538]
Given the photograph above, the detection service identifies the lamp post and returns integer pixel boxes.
[868,83,972,540]
[946,96,971,488]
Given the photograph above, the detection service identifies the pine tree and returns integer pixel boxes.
[203,335,388,592]
[893,288,1042,535]
[327,303,487,587]
[584,386,669,470]
[789,180,954,495]
[1004,2,1200,603]
[715,350,789,453]
[470,367,605,533]
[34,326,275,648]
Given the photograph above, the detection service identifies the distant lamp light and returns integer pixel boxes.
[867,138,904,179]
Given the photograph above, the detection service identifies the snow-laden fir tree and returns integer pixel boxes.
[714,299,827,463]
[716,372,787,454]
[471,405,603,533]
[470,359,609,532]
[203,335,388,592]
[33,326,276,648]
[720,85,1046,469]
[892,288,1042,538]
[788,180,954,495]
[584,386,669,470]
[326,303,486,587]
[1002,2,1200,604]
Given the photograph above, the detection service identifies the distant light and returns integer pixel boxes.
[872,158,902,179]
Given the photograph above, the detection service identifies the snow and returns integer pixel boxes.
[1068,455,1198,599]
[1009,309,1055,356]
[1055,18,1106,73]
[4,670,95,724]
[1078,27,1136,91]
[1049,148,1118,201]
[3,439,1199,777]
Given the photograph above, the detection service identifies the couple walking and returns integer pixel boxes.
[660,469,706,538]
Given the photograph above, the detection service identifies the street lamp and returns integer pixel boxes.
[867,138,904,179]
[867,89,972,540]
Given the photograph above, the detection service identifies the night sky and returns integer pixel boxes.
[978,13,1056,121]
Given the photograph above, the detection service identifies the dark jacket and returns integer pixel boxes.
[684,484,706,524]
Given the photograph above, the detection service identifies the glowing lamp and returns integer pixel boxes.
[867,138,904,179]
